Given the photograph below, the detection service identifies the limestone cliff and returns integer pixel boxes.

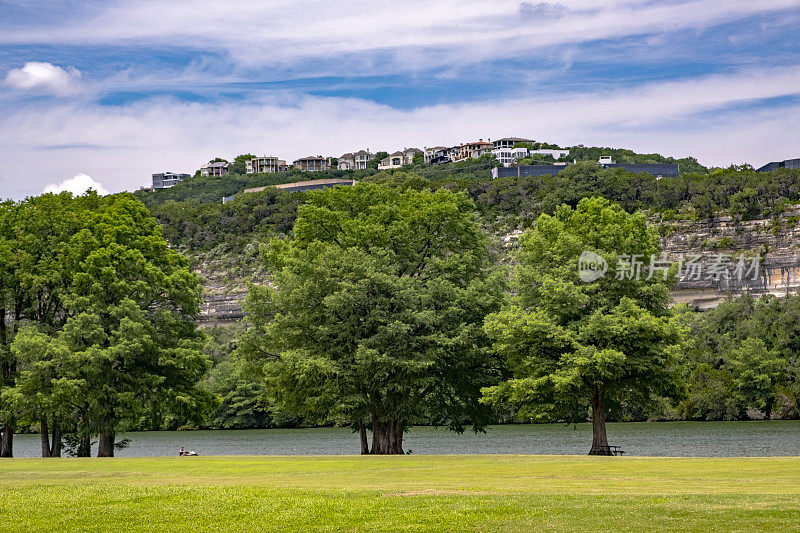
[195,210,800,322]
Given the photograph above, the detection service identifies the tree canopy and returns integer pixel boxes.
[239,183,504,453]
[481,197,686,454]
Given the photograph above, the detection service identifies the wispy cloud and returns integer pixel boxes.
[1,65,798,198]
[1,1,797,73]
[0,1,799,198]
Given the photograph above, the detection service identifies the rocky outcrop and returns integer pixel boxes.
[194,210,800,321]
[662,210,800,309]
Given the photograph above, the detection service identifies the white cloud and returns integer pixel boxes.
[42,173,109,196]
[0,64,797,199]
[5,62,82,95]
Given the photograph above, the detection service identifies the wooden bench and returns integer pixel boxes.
[595,445,626,456]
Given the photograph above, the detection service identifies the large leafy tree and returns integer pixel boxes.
[240,183,503,454]
[4,192,212,457]
[59,194,211,456]
[0,193,90,457]
[482,197,685,454]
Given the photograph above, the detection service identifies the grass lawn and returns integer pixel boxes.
[1,455,799,532]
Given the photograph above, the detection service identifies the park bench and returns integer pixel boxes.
[595,445,626,456]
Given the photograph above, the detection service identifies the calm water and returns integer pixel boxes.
[9,421,800,458]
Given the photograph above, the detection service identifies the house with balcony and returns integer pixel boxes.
[152,171,190,189]
[293,156,331,172]
[453,140,493,162]
[200,161,230,177]
[378,148,422,170]
[491,147,530,167]
[423,146,448,164]
[246,156,288,174]
[338,149,374,170]
[493,137,534,150]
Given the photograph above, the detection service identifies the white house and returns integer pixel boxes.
[246,156,288,174]
[338,149,374,170]
[200,161,230,177]
[378,148,422,170]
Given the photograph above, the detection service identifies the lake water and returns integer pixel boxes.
[9,421,800,458]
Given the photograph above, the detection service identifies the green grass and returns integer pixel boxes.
[1,455,799,531]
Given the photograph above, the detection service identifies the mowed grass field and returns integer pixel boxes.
[1,455,799,532]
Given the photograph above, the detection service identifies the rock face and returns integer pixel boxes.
[662,211,800,309]
[195,256,251,325]
[194,211,800,322]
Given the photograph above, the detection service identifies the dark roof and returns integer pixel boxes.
[493,165,569,178]
[602,163,679,177]
[295,156,327,162]
[494,137,533,143]
[493,162,679,180]
[756,158,800,172]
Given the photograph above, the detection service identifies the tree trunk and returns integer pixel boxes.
[77,435,91,457]
[370,416,404,455]
[1,420,13,458]
[39,418,63,457]
[589,390,612,456]
[51,424,62,458]
[359,422,369,455]
[97,431,115,457]
[41,417,51,457]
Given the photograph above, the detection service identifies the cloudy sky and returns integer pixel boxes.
[1,0,799,198]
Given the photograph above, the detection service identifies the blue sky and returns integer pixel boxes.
[0,0,799,197]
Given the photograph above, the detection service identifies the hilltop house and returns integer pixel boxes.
[200,161,230,177]
[492,137,533,150]
[152,171,190,189]
[246,156,288,174]
[293,156,331,172]
[453,140,493,162]
[338,149,374,170]
[423,146,448,164]
[492,147,571,167]
[378,148,422,170]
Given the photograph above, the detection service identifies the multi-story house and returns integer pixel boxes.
[200,161,230,177]
[378,148,422,170]
[293,156,331,172]
[152,171,190,189]
[491,147,530,167]
[492,148,570,166]
[246,156,288,174]
[492,137,534,150]
[453,140,493,162]
[338,149,374,170]
[423,146,448,164]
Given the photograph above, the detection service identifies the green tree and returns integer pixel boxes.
[240,183,503,454]
[61,194,211,456]
[481,197,685,454]
[230,154,255,175]
[367,151,389,169]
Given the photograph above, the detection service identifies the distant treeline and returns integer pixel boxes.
[145,159,800,256]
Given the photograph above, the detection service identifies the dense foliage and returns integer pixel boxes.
[0,192,212,457]
[680,294,800,420]
[238,183,504,453]
[482,197,686,454]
